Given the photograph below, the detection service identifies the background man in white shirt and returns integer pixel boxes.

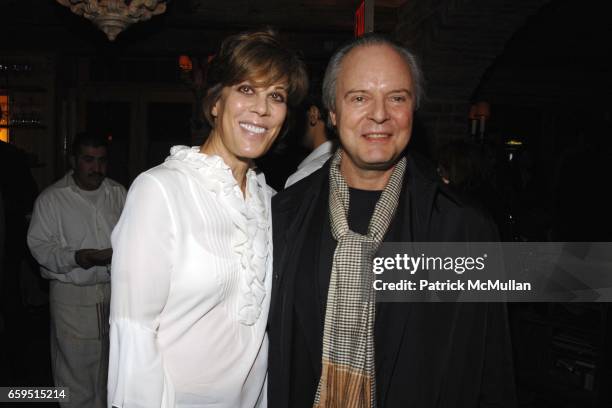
[285,94,336,188]
[28,132,126,407]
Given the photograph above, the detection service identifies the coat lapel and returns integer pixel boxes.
[376,154,441,404]
[271,166,328,316]
[270,168,329,407]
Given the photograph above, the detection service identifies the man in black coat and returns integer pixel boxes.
[268,34,516,408]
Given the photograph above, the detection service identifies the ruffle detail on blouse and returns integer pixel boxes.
[235,171,270,326]
[165,145,270,326]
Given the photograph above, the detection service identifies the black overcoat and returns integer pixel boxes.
[268,153,517,408]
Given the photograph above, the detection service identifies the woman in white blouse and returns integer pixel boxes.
[107,30,308,408]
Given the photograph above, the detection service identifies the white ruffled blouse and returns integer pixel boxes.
[108,146,273,407]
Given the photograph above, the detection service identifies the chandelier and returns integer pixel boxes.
[56,0,168,41]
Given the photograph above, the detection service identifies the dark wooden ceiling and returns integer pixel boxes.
[475,0,612,108]
[167,0,404,32]
[2,0,607,108]
[0,0,406,60]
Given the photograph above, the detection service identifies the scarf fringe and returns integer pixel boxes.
[315,359,372,408]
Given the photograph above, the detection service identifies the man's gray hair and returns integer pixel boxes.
[322,34,425,127]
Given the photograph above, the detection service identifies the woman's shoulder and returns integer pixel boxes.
[141,163,187,187]
[126,165,189,203]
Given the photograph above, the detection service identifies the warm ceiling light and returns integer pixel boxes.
[178,55,193,72]
[506,139,523,146]
[56,0,168,41]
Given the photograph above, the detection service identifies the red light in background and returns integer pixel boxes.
[178,55,193,72]
[355,1,365,37]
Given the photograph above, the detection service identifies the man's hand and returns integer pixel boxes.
[75,248,113,269]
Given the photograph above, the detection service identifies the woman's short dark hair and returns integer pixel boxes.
[202,29,309,130]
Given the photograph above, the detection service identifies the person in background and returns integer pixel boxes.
[268,33,516,408]
[27,131,126,407]
[285,93,335,188]
[0,190,4,326]
[0,140,38,383]
[108,29,307,408]
[0,190,5,383]
[436,139,512,240]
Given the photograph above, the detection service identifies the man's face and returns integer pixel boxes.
[73,145,108,190]
[330,44,415,176]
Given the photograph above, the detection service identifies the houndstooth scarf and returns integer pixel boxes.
[314,148,406,408]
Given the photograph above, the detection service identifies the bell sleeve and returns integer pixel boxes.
[108,173,177,408]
